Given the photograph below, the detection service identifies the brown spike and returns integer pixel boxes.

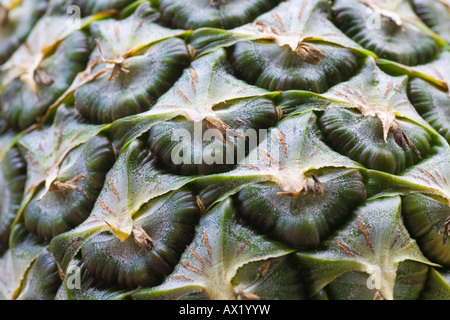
[272,13,286,33]
[335,241,361,257]
[47,174,93,199]
[210,0,227,9]
[177,89,192,104]
[202,228,212,258]
[237,289,262,300]
[295,42,326,65]
[34,69,54,86]
[188,247,205,268]
[235,239,249,257]
[418,168,442,188]
[96,199,117,217]
[357,218,374,253]
[260,260,271,277]
[278,129,288,158]
[204,116,230,143]
[276,106,283,121]
[298,0,308,20]
[389,121,422,160]
[187,44,196,59]
[0,4,7,26]
[109,176,121,202]
[114,23,120,42]
[304,174,324,196]
[280,174,324,197]
[95,39,129,81]
[196,195,205,213]
[191,68,198,93]
[439,216,450,245]
[181,261,209,277]
[55,122,66,151]
[132,225,155,252]
[170,275,193,282]
[373,291,385,300]
[384,79,393,99]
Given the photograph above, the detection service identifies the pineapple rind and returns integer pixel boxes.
[0,0,449,300]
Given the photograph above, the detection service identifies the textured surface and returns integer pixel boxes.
[0,0,449,300]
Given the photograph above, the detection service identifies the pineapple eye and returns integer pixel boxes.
[332,0,438,66]
[411,0,450,44]
[0,148,26,254]
[402,193,450,267]
[238,168,366,248]
[231,256,306,300]
[17,249,61,300]
[231,40,360,93]
[1,31,90,132]
[318,107,432,174]
[74,37,191,124]
[0,0,47,65]
[407,52,450,144]
[409,78,450,143]
[323,260,428,300]
[148,120,236,175]
[2,0,450,302]
[148,97,278,175]
[22,136,115,241]
[80,190,200,289]
[158,0,281,29]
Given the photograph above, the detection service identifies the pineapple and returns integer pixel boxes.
[0,0,450,301]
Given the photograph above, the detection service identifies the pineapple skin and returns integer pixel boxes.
[0,0,449,301]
